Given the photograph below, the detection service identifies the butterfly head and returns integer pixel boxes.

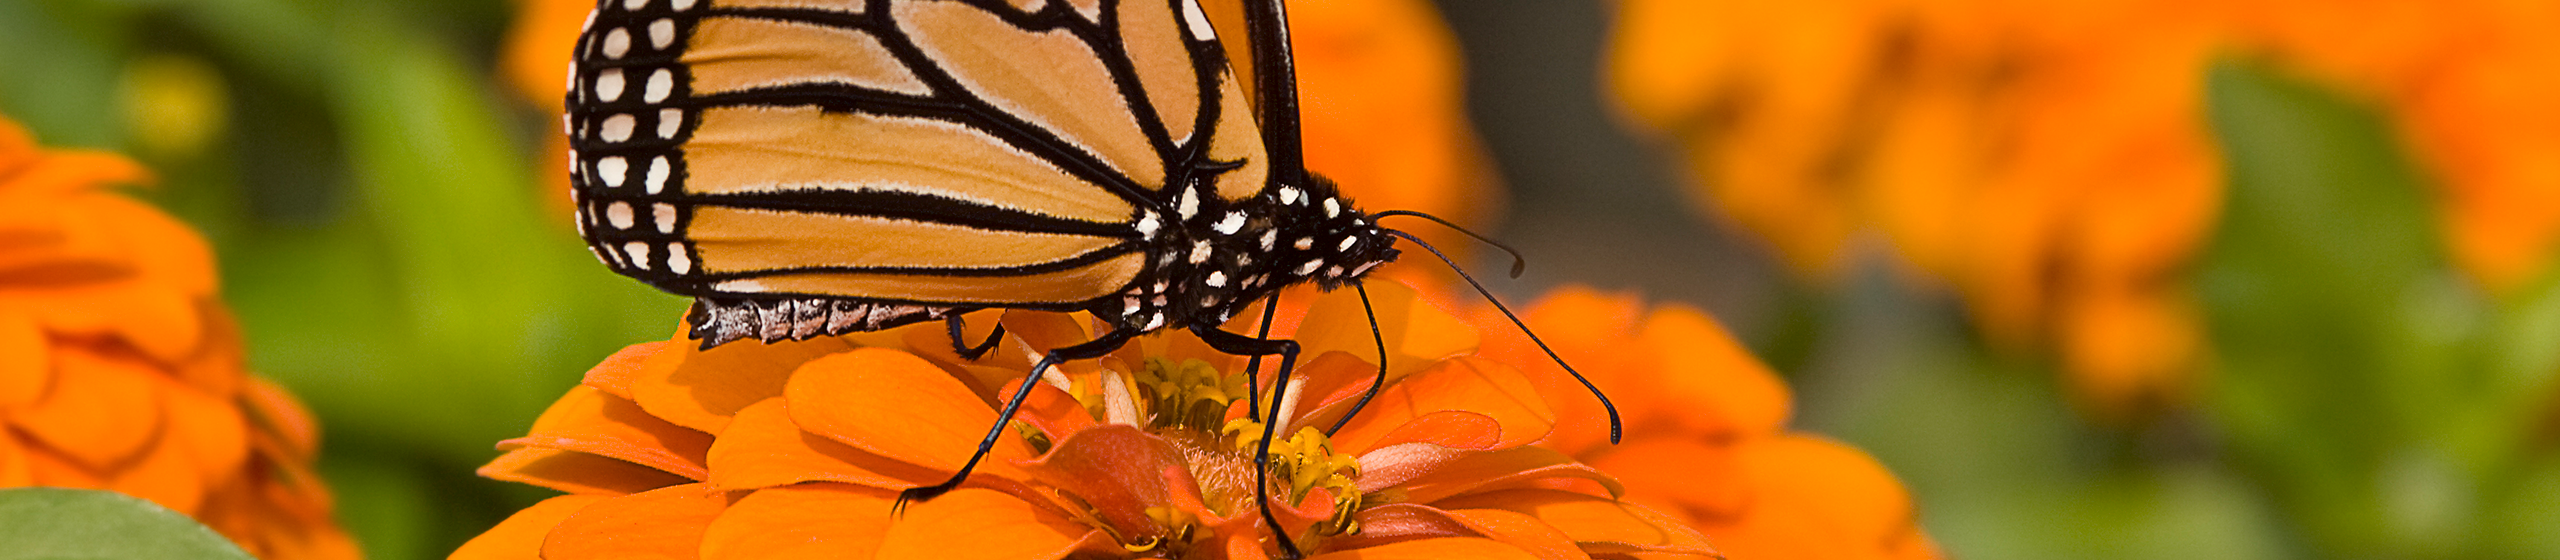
[1273,174,1398,292]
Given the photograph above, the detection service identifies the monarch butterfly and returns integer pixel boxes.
[565,0,1614,554]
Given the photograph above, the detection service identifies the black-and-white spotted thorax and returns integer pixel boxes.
[1100,172,1398,333]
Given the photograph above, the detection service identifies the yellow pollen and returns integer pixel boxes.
[1135,358,1251,431]
[1230,424,1366,537]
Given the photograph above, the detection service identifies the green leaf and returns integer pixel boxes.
[0,488,255,560]
[2199,60,2532,557]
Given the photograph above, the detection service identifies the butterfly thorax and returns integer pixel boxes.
[1103,173,1399,333]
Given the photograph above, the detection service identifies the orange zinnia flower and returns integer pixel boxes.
[1480,286,1940,560]
[456,281,1715,560]
[1606,0,2219,420]
[0,117,356,559]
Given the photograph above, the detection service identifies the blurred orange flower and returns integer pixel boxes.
[2232,0,2560,294]
[0,117,356,559]
[455,281,1716,560]
[1613,0,2560,417]
[1607,0,2224,420]
[1480,286,1940,560]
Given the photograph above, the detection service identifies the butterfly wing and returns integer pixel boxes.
[568,0,1268,322]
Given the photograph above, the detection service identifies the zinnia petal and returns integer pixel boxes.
[1433,489,1717,556]
[585,341,671,400]
[0,312,47,408]
[500,385,712,480]
[704,398,945,490]
[1442,508,1591,560]
[161,382,252,491]
[784,348,1034,477]
[1362,445,1618,503]
[107,426,207,515]
[1329,356,1553,453]
[1021,424,1188,541]
[542,483,735,560]
[875,487,1108,560]
[633,333,861,433]
[480,447,695,495]
[1295,280,1477,372]
[14,349,163,468]
[450,495,608,560]
[1710,436,1926,560]
[1581,438,1749,520]
[699,483,896,560]
[1302,537,1543,560]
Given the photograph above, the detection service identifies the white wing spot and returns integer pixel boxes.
[1189,240,1212,264]
[1350,261,1383,278]
[1145,313,1166,331]
[600,114,636,142]
[606,201,636,229]
[589,245,613,267]
[1206,271,1228,287]
[1324,198,1341,218]
[1296,259,1323,276]
[645,156,670,194]
[1213,211,1245,235]
[1259,229,1277,251]
[653,203,678,233]
[1178,187,1200,219]
[595,69,626,102]
[623,0,650,10]
[597,156,628,187]
[672,0,697,10]
[1338,236,1357,252]
[1278,187,1301,205]
[649,19,677,50]
[645,69,674,103]
[1135,212,1161,239]
[666,243,693,274]
[1180,0,1217,40]
[658,108,683,138]
[1294,237,1314,250]
[603,28,631,59]
[1326,265,1346,277]
[623,242,652,269]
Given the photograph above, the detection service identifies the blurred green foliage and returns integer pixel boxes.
[0,488,258,559]
[4,1,682,558]
[5,1,2559,560]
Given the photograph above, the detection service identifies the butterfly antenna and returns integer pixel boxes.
[1384,230,1623,444]
[1370,210,1527,278]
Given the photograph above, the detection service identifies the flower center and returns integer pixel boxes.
[1137,359,1364,536]
[1054,358,1368,556]
[1228,423,1365,537]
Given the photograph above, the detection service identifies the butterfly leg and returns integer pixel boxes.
[1240,295,1282,419]
[1325,282,1389,436]
[1192,324,1307,560]
[943,314,1007,361]
[894,327,1136,514]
